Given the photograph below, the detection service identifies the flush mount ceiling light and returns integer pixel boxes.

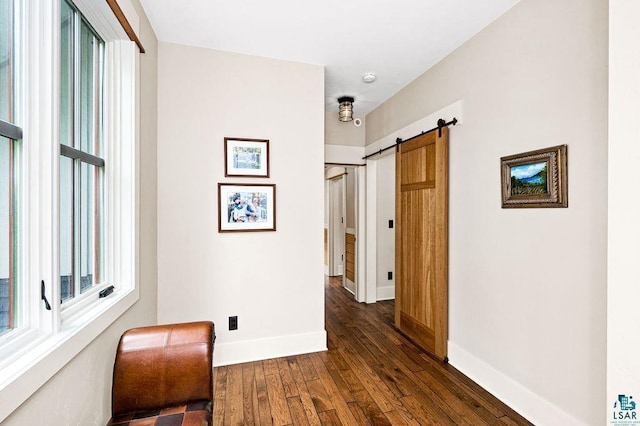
[338,96,354,122]
[362,73,377,83]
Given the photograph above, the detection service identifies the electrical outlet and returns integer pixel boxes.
[388,271,393,280]
[229,316,238,331]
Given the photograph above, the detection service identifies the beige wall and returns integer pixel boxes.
[366,0,607,424]
[156,43,326,366]
[3,0,159,424]
[325,111,365,147]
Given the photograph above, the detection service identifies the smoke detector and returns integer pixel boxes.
[362,73,377,83]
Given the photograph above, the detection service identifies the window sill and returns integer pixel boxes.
[0,286,139,423]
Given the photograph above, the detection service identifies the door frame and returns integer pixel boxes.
[354,166,366,302]
[324,165,366,301]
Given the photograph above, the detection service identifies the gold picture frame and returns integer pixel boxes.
[501,144,568,208]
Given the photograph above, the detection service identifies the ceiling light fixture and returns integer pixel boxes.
[362,73,377,83]
[338,96,354,122]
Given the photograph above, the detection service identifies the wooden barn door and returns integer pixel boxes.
[395,127,449,360]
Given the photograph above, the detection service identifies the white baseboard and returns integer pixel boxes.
[213,330,327,367]
[377,285,395,301]
[448,341,584,426]
[344,278,356,295]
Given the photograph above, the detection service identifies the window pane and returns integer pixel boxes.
[0,0,17,336]
[0,0,15,123]
[60,156,73,302]
[80,162,98,293]
[79,21,95,154]
[92,164,103,287]
[1,136,14,334]
[59,0,74,147]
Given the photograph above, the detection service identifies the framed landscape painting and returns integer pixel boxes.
[500,144,568,208]
[224,137,269,178]
[218,183,276,232]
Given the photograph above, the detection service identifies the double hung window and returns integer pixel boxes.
[0,0,139,421]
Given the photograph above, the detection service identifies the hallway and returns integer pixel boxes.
[212,277,532,425]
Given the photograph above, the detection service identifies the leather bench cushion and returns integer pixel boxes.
[107,401,211,426]
[112,322,214,417]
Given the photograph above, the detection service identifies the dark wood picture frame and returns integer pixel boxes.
[224,137,270,178]
[218,183,276,232]
[501,144,568,208]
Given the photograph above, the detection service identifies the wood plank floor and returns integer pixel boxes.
[212,276,533,425]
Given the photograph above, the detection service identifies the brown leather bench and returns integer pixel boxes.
[107,321,215,426]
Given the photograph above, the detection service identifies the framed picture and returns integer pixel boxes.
[501,144,568,208]
[224,137,270,178]
[218,183,276,232]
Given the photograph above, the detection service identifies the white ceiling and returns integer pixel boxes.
[139,0,520,117]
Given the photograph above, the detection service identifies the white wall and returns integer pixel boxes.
[345,167,356,229]
[608,0,640,421]
[2,0,159,423]
[157,43,326,366]
[365,0,607,424]
[375,153,395,300]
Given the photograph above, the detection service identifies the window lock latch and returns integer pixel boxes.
[99,285,115,298]
[41,280,51,311]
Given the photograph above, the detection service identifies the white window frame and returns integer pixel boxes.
[59,0,108,313]
[0,0,140,422]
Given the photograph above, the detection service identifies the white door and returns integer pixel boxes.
[329,176,345,277]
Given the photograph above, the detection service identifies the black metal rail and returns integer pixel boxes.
[362,117,458,160]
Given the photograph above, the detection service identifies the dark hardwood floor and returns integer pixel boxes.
[212,276,533,425]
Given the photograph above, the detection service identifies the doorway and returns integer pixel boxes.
[325,165,362,299]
